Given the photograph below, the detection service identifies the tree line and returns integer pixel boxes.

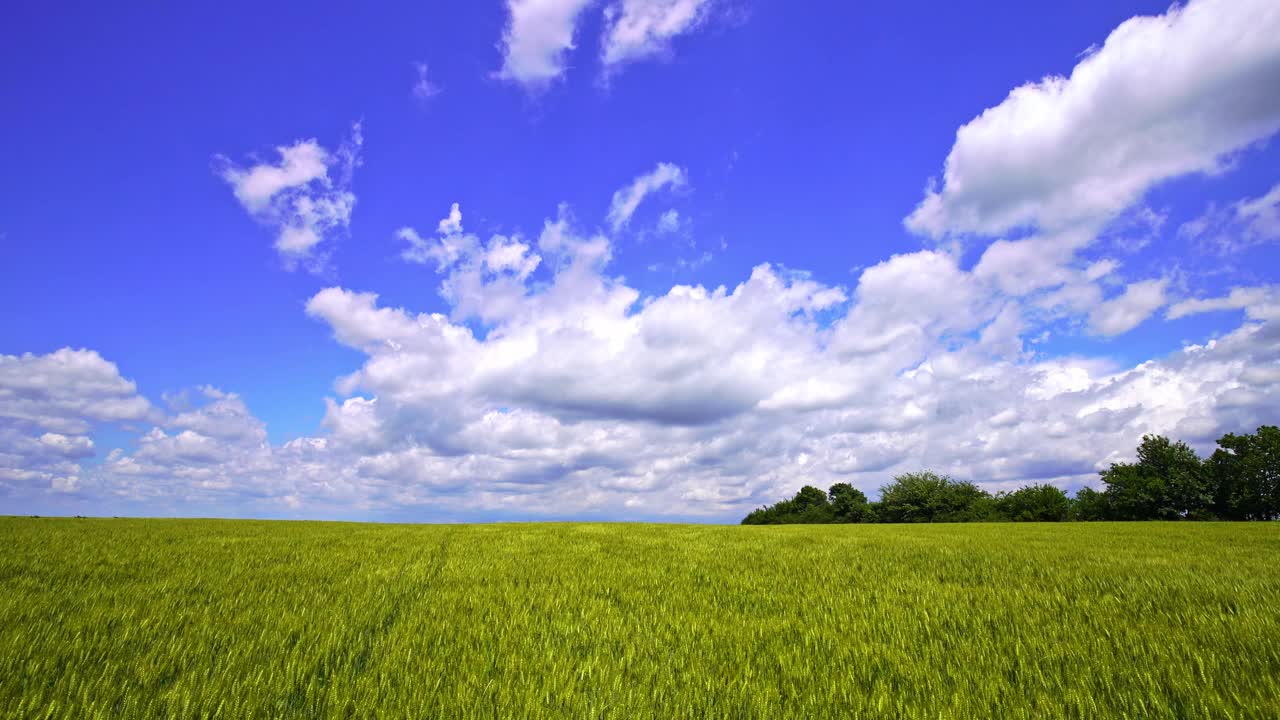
[741,425,1279,524]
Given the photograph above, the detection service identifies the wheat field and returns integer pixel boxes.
[2,518,1278,718]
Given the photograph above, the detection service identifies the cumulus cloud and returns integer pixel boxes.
[396,203,544,323]
[288,203,1279,517]
[601,0,714,69]
[93,389,291,507]
[0,349,152,435]
[906,0,1280,238]
[217,124,362,270]
[607,162,687,230]
[0,349,152,493]
[496,0,596,88]
[9,203,1279,519]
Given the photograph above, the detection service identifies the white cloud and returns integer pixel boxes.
[437,202,463,235]
[1236,183,1280,242]
[0,349,152,493]
[38,433,95,458]
[412,62,441,101]
[496,0,596,88]
[0,348,152,434]
[1089,279,1168,336]
[396,203,545,323]
[657,208,680,234]
[398,202,475,268]
[607,162,687,230]
[601,0,713,68]
[168,387,268,444]
[8,202,1278,519]
[95,390,283,505]
[221,142,328,212]
[217,124,362,270]
[287,203,1278,518]
[906,0,1280,238]
[1167,285,1280,321]
[1179,182,1280,253]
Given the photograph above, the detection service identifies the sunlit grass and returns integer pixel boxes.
[2,519,1277,718]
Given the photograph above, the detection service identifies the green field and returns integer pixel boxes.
[2,519,1278,718]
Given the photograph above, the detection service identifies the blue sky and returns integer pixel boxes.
[2,0,1278,521]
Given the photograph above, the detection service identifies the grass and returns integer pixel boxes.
[1,519,1278,718]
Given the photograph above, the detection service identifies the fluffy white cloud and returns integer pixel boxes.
[601,0,713,68]
[10,203,1279,518]
[217,124,362,269]
[396,203,545,323]
[900,0,1280,355]
[607,162,687,230]
[38,433,95,458]
[288,204,1279,517]
[94,390,286,506]
[1088,278,1168,336]
[496,0,596,88]
[906,0,1280,238]
[0,348,152,435]
[0,349,152,493]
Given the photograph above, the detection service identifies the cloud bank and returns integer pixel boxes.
[6,206,1277,518]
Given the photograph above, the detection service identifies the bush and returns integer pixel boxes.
[996,484,1070,522]
[877,472,995,523]
[1068,487,1110,521]
[741,485,835,525]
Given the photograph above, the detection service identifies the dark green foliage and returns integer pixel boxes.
[741,485,835,524]
[995,484,1070,521]
[877,471,997,523]
[794,485,831,511]
[1099,435,1210,519]
[828,483,872,523]
[1069,487,1110,521]
[742,483,878,525]
[1210,426,1280,520]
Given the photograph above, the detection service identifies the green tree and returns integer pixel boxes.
[828,483,871,523]
[1068,487,1110,521]
[1210,426,1280,520]
[995,484,1070,521]
[741,485,835,524]
[877,471,995,523]
[1100,435,1209,519]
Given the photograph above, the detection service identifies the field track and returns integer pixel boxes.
[2,519,1278,718]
